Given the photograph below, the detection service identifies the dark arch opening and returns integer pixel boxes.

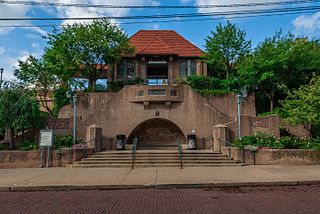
[127,118,186,146]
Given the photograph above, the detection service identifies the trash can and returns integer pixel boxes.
[187,134,196,150]
[116,135,126,150]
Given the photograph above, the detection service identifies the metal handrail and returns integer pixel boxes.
[131,137,138,169]
[176,137,183,169]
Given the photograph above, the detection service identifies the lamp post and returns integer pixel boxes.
[0,68,3,91]
[66,90,78,145]
[236,88,247,139]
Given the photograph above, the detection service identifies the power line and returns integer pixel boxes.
[0,10,317,28]
[0,6,319,21]
[0,0,320,8]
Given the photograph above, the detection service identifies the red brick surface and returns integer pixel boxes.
[1,185,320,214]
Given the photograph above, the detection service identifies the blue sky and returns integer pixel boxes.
[0,0,319,80]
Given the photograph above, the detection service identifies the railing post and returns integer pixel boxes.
[176,137,183,169]
[131,137,138,169]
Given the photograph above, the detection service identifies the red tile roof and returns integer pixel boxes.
[129,30,203,57]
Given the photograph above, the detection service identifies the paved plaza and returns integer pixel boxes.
[1,165,320,191]
[1,185,320,214]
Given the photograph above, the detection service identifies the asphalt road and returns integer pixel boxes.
[1,185,320,214]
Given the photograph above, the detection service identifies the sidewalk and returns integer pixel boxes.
[1,165,320,191]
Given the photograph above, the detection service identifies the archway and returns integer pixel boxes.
[127,118,186,147]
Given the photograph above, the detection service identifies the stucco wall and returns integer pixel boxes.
[0,148,93,169]
[221,147,320,165]
[63,85,256,150]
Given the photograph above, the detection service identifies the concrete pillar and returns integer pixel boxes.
[196,61,202,75]
[213,124,229,152]
[168,56,173,84]
[86,124,102,152]
[141,57,147,79]
[203,62,208,76]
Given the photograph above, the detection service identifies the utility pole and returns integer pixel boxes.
[0,68,3,91]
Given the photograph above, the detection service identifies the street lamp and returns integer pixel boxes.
[236,88,247,139]
[66,90,78,145]
[0,68,3,91]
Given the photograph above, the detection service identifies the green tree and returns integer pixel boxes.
[282,76,320,138]
[238,32,320,112]
[14,55,59,115]
[205,21,251,79]
[0,89,42,149]
[44,19,134,91]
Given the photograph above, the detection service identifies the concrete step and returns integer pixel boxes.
[83,157,232,161]
[66,149,242,168]
[66,163,242,168]
[77,160,239,164]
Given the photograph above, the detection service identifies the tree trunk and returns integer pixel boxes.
[270,87,275,112]
[88,79,96,91]
[8,128,14,150]
[22,129,25,143]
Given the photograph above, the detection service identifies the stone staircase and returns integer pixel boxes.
[67,150,242,168]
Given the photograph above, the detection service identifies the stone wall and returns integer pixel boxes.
[0,148,93,169]
[221,147,320,165]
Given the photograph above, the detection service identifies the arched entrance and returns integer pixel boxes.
[128,118,186,148]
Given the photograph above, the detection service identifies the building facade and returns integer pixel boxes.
[114,30,207,84]
[55,30,280,151]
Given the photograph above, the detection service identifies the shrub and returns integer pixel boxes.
[107,77,144,92]
[54,135,83,149]
[18,140,38,151]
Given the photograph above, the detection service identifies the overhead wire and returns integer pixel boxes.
[0,5,319,21]
[0,0,319,8]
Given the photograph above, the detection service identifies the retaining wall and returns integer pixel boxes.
[222,147,320,165]
[0,148,93,169]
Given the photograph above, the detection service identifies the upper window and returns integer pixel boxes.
[179,60,196,78]
[117,61,135,79]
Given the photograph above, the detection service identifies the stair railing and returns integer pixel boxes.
[131,137,138,169]
[176,136,183,169]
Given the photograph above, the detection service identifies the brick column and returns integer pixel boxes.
[86,124,102,152]
[213,124,229,152]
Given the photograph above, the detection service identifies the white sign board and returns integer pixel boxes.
[40,130,53,147]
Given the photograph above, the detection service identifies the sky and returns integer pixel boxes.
[0,0,319,80]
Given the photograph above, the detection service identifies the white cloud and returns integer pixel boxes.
[293,12,320,36]
[0,2,31,35]
[147,23,160,29]
[0,50,43,81]
[194,0,281,16]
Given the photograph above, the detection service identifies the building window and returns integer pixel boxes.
[148,90,166,96]
[170,90,178,96]
[179,60,196,78]
[117,60,135,79]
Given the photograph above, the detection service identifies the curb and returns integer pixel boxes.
[3,180,320,192]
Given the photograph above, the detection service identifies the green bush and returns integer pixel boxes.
[186,75,239,96]
[107,77,144,92]
[18,140,38,151]
[233,133,320,150]
[0,144,6,150]
[54,135,83,149]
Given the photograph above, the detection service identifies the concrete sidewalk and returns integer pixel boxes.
[1,165,320,191]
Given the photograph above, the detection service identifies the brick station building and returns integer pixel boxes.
[55,30,280,151]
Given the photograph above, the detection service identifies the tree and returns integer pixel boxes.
[0,89,42,149]
[205,21,251,79]
[14,55,59,115]
[44,19,134,91]
[282,76,320,138]
[238,32,320,112]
